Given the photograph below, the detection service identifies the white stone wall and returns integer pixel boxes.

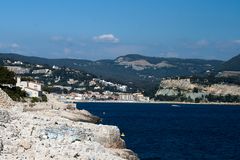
[24,88,41,97]
[28,82,42,91]
[16,81,28,89]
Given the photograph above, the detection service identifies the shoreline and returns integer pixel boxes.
[74,100,240,106]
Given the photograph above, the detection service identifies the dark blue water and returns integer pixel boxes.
[77,102,240,160]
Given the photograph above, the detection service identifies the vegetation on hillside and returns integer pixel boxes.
[0,66,16,84]
[190,75,240,85]
[0,66,27,101]
[220,54,240,71]
[0,53,224,95]
[31,94,48,103]
[1,86,27,101]
[155,93,240,103]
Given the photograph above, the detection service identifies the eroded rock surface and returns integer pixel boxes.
[0,93,138,160]
[0,110,10,123]
[60,109,101,123]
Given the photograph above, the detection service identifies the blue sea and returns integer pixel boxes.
[77,102,240,160]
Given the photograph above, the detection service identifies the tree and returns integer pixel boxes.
[42,86,51,94]
[0,67,16,84]
[195,98,201,103]
[63,88,68,94]
[193,87,199,93]
[1,86,27,101]
[42,94,48,102]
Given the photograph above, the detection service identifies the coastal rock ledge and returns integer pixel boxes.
[0,89,138,160]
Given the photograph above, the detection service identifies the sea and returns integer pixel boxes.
[76,102,240,160]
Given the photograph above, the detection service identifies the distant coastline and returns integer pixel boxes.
[76,100,240,106]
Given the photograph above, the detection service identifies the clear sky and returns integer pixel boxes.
[0,0,240,60]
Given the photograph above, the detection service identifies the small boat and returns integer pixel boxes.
[171,104,181,107]
[121,133,125,137]
[103,112,106,115]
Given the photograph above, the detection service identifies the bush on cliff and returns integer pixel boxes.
[31,97,41,103]
[42,94,48,102]
[0,66,16,85]
[31,94,48,103]
[206,94,240,103]
[0,86,27,102]
[0,67,27,101]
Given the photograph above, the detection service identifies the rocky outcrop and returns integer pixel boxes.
[113,149,139,160]
[158,78,196,91]
[206,84,240,96]
[60,109,101,123]
[0,88,14,108]
[0,93,138,160]
[22,94,101,124]
[116,58,175,71]
[92,125,125,149]
[157,78,240,97]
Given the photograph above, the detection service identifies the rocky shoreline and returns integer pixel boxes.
[0,89,138,160]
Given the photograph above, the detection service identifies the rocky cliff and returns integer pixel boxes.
[157,79,240,96]
[0,90,138,160]
[156,78,240,102]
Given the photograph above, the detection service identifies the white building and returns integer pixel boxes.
[67,79,78,85]
[16,77,42,98]
[117,85,127,92]
[32,69,50,74]
[119,93,134,101]
[52,65,60,70]
[13,61,23,65]
[36,64,43,68]
[6,66,30,74]
[133,93,150,102]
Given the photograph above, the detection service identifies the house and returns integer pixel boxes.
[13,61,23,65]
[16,77,42,98]
[118,93,134,101]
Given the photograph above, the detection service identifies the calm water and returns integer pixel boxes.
[77,102,240,160]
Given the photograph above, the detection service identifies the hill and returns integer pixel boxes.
[0,53,224,95]
[220,54,240,71]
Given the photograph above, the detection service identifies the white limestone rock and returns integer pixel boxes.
[0,93,139,160]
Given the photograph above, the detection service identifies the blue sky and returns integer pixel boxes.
[0,0,240,60]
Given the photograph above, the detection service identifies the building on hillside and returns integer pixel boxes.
[16,77,42,98]
[117,85,127,92]
[36,64,43,68]
[119,93,134,101]
[6,66,30,74]
[133,93,150,102]
[13,61,23,65]
[67,79,78,85]
[32,69,51,74]
[52,65,60,70]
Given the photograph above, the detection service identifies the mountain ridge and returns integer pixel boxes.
[219,54,240,71]
[1,52,238,96]
[0,52,226,62]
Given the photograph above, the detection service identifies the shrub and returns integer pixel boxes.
[31,97,41,103]
[195,98,201,103]
[42,94,48,102]
[193,87,199,93]
[1,86,27,101]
